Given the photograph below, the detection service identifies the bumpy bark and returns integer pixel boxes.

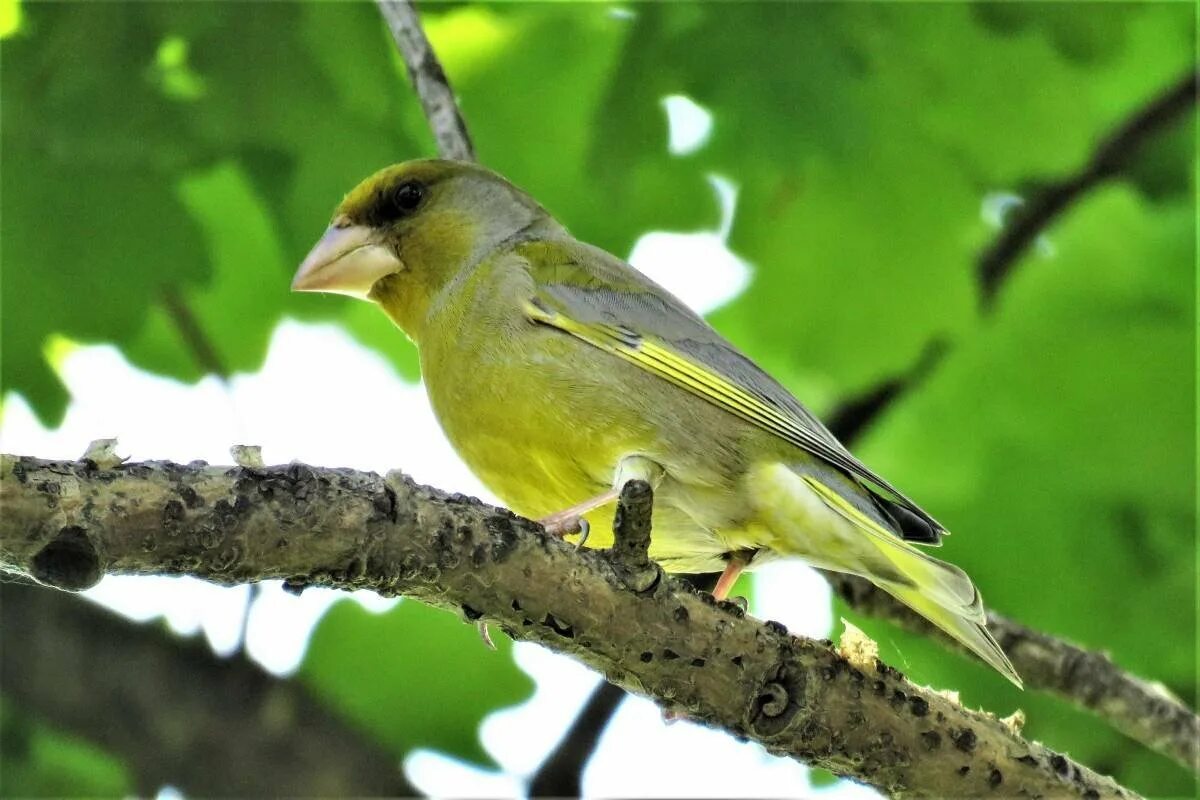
[1,454,1136,798]
[828,573,1200,773]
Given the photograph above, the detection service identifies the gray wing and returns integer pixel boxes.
[522,240,945,542]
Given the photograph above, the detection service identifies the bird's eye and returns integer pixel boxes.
[390,181,425,215]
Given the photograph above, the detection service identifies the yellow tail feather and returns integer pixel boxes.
[801,475,1022,688]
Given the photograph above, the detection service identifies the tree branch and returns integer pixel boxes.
[527,482,657,796]
[528,681,626,798]
[825,339,949,445]
[376,0,475,162]
[1,454,1138,799]
[160,285,228,378]
[978,69,1198,308]
[0,578,413,796]
[827,573,1199,773]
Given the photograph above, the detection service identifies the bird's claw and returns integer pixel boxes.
[539,513,588,543]
[477,621,495,650]
[537,515,590,550]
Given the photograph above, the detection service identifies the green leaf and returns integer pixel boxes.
[300,599,534,768]
[0,157,209,425]
[1,2,424,421]
[0,701,132,797]
[596,2,1194,398]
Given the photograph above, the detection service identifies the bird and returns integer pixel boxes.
[291,158,1021,687]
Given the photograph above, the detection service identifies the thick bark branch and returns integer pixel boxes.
[0,578,413,796]
[1,455,1136,799]
[376,0,475,162]
[827,573,1200,774]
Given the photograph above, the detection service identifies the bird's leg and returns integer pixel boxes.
[712,551,751,602]
[538,455,665,540]
[538,490,619,537]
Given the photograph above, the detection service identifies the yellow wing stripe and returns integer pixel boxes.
[636,342,794,434]
[525,299,815,450]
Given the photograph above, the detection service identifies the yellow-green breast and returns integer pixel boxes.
[412,248,762,570]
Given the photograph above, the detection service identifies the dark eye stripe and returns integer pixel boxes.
[369,180,426,225]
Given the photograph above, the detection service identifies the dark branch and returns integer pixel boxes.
[826,339,949,444]
[607,479,660,593]
[160,286,228,377]
[0,580,413,796]
[978,69,1198,307]
[0,454,1136,799]
[527,481,657,796]
[528,681,626,798]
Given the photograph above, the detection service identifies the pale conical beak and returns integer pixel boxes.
[291,223,402,299]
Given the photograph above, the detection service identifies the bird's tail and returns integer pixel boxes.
[801,476,1022,688]
[871,546,1021,688]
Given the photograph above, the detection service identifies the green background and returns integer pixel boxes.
[1,1,1195,796]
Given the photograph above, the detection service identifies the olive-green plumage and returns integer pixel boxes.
[293,159,1021,687]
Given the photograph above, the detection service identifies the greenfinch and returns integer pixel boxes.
[292,159,1021,687]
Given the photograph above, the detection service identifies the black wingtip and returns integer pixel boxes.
[878,498,944,545]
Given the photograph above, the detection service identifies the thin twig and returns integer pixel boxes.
[825,339,948,444]
[376,0,475,162]
[607,479,660,593]
[161,286,227,377]
[978,69,1198,308]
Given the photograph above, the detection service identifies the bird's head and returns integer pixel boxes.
[292,159,559,333]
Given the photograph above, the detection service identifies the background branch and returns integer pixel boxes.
[376,0,475,162]
[827,573,1199,773]
[160,286,228,378]
[0,454,1136,799]
[978,69,1198,307]
[528,681,626,798]
[0,579,412,796]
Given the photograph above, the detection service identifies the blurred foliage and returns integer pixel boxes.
[0,701,132,796]
[301,599,533,768]
[1,0,1194,796]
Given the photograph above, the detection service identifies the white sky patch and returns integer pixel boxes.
[481,643,603,775]
[751,560,834,641]
[405,749,524,798]
[627,174,749,316]
[628,231,749,315]
[584,695,813,798]
[662,93,714,156]
[980,190,1055,257]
